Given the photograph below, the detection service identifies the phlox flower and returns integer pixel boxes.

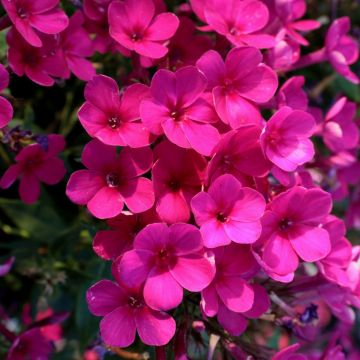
[152,140,207,224]
[196,47,278,128]
[256,186,332,276]
[87,279,176,347]
[260,106,316,172]
[66,139,154,219]
[322,97,359,153]
[0,134,66,204]
[117,223,215,311]
[93,208,159,261]
[191,174,266,248]
[140,65,220,156]
[275,76,308,111]
[78,75,152,147]
[1,0,68,47]
[0,64,13,128]
[108,0,179,59]
[201,244,269,336]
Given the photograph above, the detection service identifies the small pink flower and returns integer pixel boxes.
[0,134,66,204]
[1,0,69,47]
[117,223,215,311]
[196,47,278,128]
[140,66,220,156]
[203,0,275,48]
[275,76,308,110]
[257,186,332,275]
[87,279,176,347]
[322,97,359,153]
[191,174,265,248]
[66,139,154,219]
[152,140,207,223]
[108,0,179,59]
[260,106,316,172]
[0,64,13,128]
[79,75,152,147]
[201,244,269,336]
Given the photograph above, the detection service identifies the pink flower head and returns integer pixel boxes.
[58,11,96,81]
[257,186,332,276]
[93,208,159,261]
[322,97,359,153]
[0,64,13,128]
[0,134,66,204]
[79,75,152,147]
[7,29,67,86]
[201,244,269,336]
[191,174,266,248]
[196,47,278,128]
[203,0,275,48]
[260,106,316,172]
[7,328,53,360]
[83,0,112,22]
[207,125,270,184]
[66,140,154,219]
[87,279,176,347]
[108,0,179,59]
[152,140,207,224]
[275,76,308,111]
[140,66,220,156]
[117,223,215,311]
[1,0,69,47]
[325,17,359,84]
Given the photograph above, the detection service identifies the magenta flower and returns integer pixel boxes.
[140,65,220,156]
[275,76,308,111]
[203,0,274,48]
[207,125,270,185]
[322,97,359,153]
[0,134,66,204]
[257,186,332,275]
[196,47,278,128]
[1,0,69,48]
[66,140,154,219]
[260,106,316,172]
[201,244,269,336]
[272,343,306,360]
[152,140,207,224]
[0,64,13,128]
[191,174,266,248]
[108,0,179,59]
[7,29,67,86]
[87,279,176,347]
[79,75,152,147]
[117,223,215,311]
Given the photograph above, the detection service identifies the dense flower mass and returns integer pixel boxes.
[0,0,359,359]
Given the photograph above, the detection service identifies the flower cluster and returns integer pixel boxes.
[0,0,359,358]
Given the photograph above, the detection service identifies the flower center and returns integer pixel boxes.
[128,296,143,308]
[17,8,28,19]
[229,27,237,36]
[279,218,293,231]
[108,116,121,129]
[106,172,120,187]
[131,33,142,42]
[168,179,181,192]
[158,249,168,260]
[216,212,228,223]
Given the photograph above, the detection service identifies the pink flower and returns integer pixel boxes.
[203,0,275,48]
[87,279,176,347]
[275,76,308,110]
[322,97,359,153]
[272,343,307,360]
[66,139,154,219]
[79,75,152,147]
[117,223,215,311]
[196,47,278,128]
[7,29,67,86]
[0,256,15,277]
[257,186,332,275]
[0,64,13,128]
[201,244,269,336]
[152,140,207,223]
[207,125,270,185]
[140,66,220,156]
[260,106,316,172]
[0,134,66,204]
[93,208,159,261]
[108,0,179,59]
[1,0,69,47]
[191,174,265,248]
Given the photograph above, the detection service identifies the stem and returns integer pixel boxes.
[291,48,327,71]
[155,346,167,360]
[0,15,11,32]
